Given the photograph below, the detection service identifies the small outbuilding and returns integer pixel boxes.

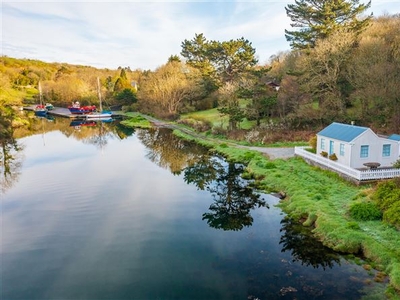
[316,122,400,169]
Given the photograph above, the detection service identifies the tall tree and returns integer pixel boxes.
[181,33,214,76]
[346,15,400,131]
[209,37,258,83]
[285,0,372,49]
[295,29,355,121]
[114,68,130,93]
[239,68,278,126]
[138,61,203,115]
[181,33,219,94]
[181,34,258,85]
[217,81,245,130]
[167,55,181,63]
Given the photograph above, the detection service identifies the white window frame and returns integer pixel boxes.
[360,145,369,158]
[340,144,344,156]
[383,144,391,157]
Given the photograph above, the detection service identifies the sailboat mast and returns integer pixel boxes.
[97,77,102,112]
[38,81,43,105]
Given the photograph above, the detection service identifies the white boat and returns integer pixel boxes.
[86,77,112,119]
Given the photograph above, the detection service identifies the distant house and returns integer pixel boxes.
[316,122,400,169]
[266,81,280,91]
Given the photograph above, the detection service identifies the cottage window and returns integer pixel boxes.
[360,145,369,158]
[340,144,344,156]
[321,138,325,150]
[383,144,391,157]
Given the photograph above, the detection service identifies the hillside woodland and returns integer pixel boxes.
[1,13,399,139]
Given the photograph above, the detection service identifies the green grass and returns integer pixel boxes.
[1,87,32,105]
[180,106,256,130]
[180,108,225,127]
[120,113,152,129]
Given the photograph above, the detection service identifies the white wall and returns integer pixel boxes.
[316,135,351,167]
[350,130,398,168]
[317,129,399,169]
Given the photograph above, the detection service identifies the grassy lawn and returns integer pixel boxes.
[180,106,256,130]
[180,108,226,127]
[119,112,152,128]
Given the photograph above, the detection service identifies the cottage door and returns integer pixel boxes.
[329,141,334,155]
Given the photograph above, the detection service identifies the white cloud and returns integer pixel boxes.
[2,1,399,70]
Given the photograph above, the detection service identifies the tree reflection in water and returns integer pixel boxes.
[136,127,208,174]
[279,216,341,269]
[0,107,24,194]
[184,156,268,231]
[136,127,268,231]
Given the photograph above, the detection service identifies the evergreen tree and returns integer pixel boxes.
[114,68,130,93]
[285,0,372,49]
[181,34,258,85]
[168,55,181,63]
[120,68,127,80]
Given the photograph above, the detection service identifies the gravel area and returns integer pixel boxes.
[241,146,295,159]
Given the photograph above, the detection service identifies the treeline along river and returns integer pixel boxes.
[1,116,388,299]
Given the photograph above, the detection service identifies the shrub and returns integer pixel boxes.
[349,201,382,221]
[263,162,277,169]
[393,159,400,169]
[329,153,338,161]
[346,222,361,230]
[177,118,212,132]
[383,201,400,229]
[245,129,260,143]
[309,135,317,151]
[320,151,328,157]
[373,179,400,228]
[303,213,317,227]
[211,126,227,137]
[240,151,256,162]
[306,147,316,154]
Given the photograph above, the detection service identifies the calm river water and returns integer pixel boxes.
[1,116,386,299]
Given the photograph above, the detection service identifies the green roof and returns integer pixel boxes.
[317,122,368,142]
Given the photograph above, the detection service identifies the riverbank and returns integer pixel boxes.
[171,130,400,299]
[121,113,400,298]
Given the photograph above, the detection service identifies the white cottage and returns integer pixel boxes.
[316,122,400,169]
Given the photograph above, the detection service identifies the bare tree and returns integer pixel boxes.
[138,61,203,115]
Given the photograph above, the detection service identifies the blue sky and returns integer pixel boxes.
[2,0,399,70]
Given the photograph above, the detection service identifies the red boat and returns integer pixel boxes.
[68,101,96,114]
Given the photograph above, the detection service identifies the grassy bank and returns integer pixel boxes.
[119,113,152,129]
[173,129,400,298]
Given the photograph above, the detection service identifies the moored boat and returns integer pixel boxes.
[34,82,48,117]
[45,103,54,110]
[34,105,48,117]
[86,111,112,119]
[85,77,112,119]
[68,101,97,114]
